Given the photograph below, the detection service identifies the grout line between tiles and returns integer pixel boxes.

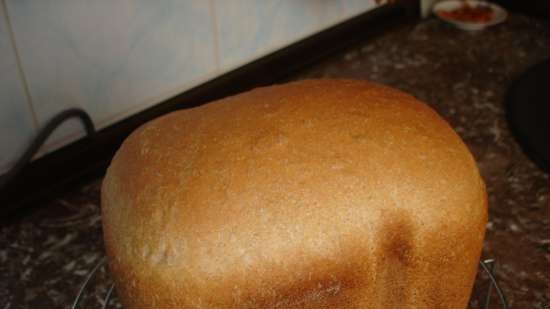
[1,0,40,133]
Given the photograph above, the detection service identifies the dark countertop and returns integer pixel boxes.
[2,14,549,308]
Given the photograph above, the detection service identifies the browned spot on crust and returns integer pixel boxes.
[266,261,365,309]
[377,211,415,307]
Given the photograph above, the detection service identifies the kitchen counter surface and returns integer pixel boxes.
[2,13,549,308]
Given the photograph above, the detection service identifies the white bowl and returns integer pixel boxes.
[433,0,507,31]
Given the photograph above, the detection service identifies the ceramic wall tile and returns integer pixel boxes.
[213,0,378,73]
[0,3,36,174]
[342,0,379,18]
[5,0,217,152]
[1,0,380,168]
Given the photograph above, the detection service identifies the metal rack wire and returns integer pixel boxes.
[71,258,509,308]
[70,257,115,309]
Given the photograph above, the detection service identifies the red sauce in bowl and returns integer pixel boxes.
[438,3,494,23]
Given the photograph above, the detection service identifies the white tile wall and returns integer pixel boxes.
[5,0,218,153]
[342,0,380,16]
[214,0,377,73]
[0,2,36,174]
[0,0,381,174]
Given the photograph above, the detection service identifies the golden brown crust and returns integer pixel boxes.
[101,79,487,308]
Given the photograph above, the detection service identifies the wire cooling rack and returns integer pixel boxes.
[71,258,509,308]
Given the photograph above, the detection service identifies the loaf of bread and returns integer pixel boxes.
[102,79,487,308]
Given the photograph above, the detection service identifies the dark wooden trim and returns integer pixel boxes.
[1,2,418,219]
